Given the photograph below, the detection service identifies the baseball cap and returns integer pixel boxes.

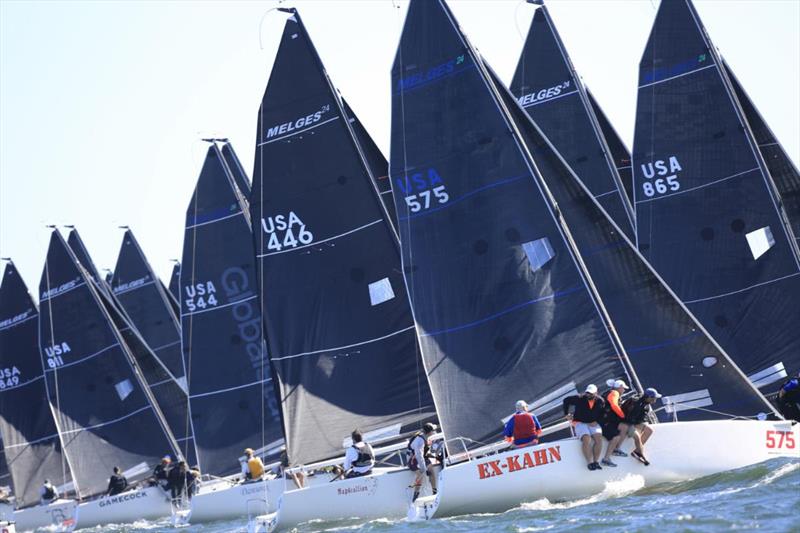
[644,387,662,399]
[515,400,528,411]
[423,422,437,433]
[585,384,598,394]
[244,448,254,454]
[613,379,629,390]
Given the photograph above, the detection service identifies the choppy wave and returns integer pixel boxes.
[518,474,646,511]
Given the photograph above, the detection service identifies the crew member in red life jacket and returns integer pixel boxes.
[503,400,542,448]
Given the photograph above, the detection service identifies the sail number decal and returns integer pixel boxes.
[184,281,218,312]
[395,168,449,214]
[640,156,682,198]
[260,211,313,252]
[44,342,71,368]
[766,430,796,450]
[0,366,21,389]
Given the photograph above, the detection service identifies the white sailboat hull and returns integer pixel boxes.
[189,477,283,523]
[73,486,171,530]
[10,499,77,532]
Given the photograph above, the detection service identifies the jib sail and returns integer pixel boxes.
[490,65,777,421]
[39,230,179,499]
[632,0,800,394]
[510,4,634,239]
[0,260,72,507]
[168,262,181,304]
[390,0,633,450]
[251,8,435,465]
[181,144,283,476]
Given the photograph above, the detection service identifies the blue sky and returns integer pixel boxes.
[1,0,798,295]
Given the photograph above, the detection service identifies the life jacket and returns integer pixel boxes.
[42,484,56,500]
[351,443,374,468]
[512,413,538,444]
[247,456,265,479]
[603,390,624,422]
[623,396,649,425]
[407,432,429,470]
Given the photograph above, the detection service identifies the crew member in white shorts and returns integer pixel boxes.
[563,384,607,471]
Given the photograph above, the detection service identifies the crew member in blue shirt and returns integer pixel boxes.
[778,372,800,422]
[503,400,542,448]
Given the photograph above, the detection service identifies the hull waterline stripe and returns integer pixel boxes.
[272,324,416,361]
[181,294,258,318]
[521,89,579,108]
[40,281,87,302]
[185,210,242,230]
[190,376,273,399]
[0,313,37,331]
[112,280,156,296]
[258,116,340,145]
[421,285,585,337]
[257,219,383,258]
[635,167,759,205]
[59,405,154,435]
[44,343,119,372]
[638,63,716,89]
[683,271,800,304]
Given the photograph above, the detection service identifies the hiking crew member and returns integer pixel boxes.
[343,429,375,478]
[168,460,189,500]
[563,384,606,471]
[503,400,542,448]
[152,456,171,491]
[242,448,265,481]
[186,465,201,499]
[39,479,58,504]
[623,387,660,465]
[271,451,305,489]
[601,379,631,467]
[408,423,439,502]
[107,466,128,496]
[777,372,800,422]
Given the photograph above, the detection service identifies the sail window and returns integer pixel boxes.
[745,226,775,260]
[368,278,395,306]
[662,389,712,414]
[701,356,718,368]
[114,379,134,401]
[522,237,555,272]
[176,376,188,394]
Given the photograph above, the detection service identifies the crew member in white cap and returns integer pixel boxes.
[563,384,606,471]
[601,379,630,467]
[503,400,542,448]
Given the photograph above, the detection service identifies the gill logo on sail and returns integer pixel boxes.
[640,156,682,198]
[476,446,561,479]
[261,212,313,252]
[44,342,71,368]
[517,80,571,108]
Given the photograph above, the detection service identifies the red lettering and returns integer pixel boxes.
[548,446,561,462]
[506,455,522,472]
[532,449,548,466]
[522,452,535,469]
[477,462,492,480]
[488,460,503,477]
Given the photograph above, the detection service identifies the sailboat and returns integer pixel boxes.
[39,229,182,528]
[0,260,78,531]
[249,7,436,530]
[389,0,797,521]
[631,0,800,398]
[178,143,285,523]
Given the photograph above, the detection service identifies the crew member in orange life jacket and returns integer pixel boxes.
[503,400,542,448]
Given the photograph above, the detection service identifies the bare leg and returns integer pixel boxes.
[428,468,438,494]
[592,434,603,462]
[581,435,592,464]
[631,429,644,455]
[640,424,653,445]
[412,470,424,501]
[604,424,627,460]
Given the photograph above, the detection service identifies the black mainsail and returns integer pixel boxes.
[220,141,252,201]
[251,8,435,465]
[39,230,179,498]
[0,261,72,507]
[67,229,112,299]
[391,0,635,449]
[168,262,181,304]
[632,0,800,394]
[510,4,635,239]
[181,144,283,476]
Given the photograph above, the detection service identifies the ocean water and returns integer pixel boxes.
[90,458,798,533]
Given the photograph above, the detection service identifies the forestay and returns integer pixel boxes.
[181,144,283,477]
[390,0,630,451]
[491,65,777,421]
[510,4,634,239]
[39,230,178,499]
[0,261,72,508]
[632,0,800,394]
[251,8,435,465]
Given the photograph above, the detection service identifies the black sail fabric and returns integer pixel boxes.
[586,89,634,213]
[342,99,397,230]
[633,0,800,394]
[110,230,196,462]
[221,142,252,201]
[67,229,112,300]
[390,0,631,449]
[510,6,635,240]
[251,9,435,465]
[168,262,181,304]
[181,145,283,477]
[0,262,71,508]
[723,60,800,244]
[39,230,178,499]
[491,66,777,421]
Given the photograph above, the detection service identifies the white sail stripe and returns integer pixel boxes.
[257,116,340,145]
[0,374,44,393]
[185,210,243,230]
[594,189,619,199]
[44,342,120,372]
[112,279,156,296]
[3,430,61,449]
[180,294,258,317]
[635,167,759,204]
[758,142,779,148]
[189,376,272,400]
[272,324,416,361]
[638,64,716,89]
[257,219,383,258]
[40,281,87,302]
[152,340,181,352]
[148,378,173,388]
[617,165,632,170]
[380,190,393,195]
[59,405,153,436]
[0,313,37,331]
[683,272,800,304]
[521,89,578,108]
